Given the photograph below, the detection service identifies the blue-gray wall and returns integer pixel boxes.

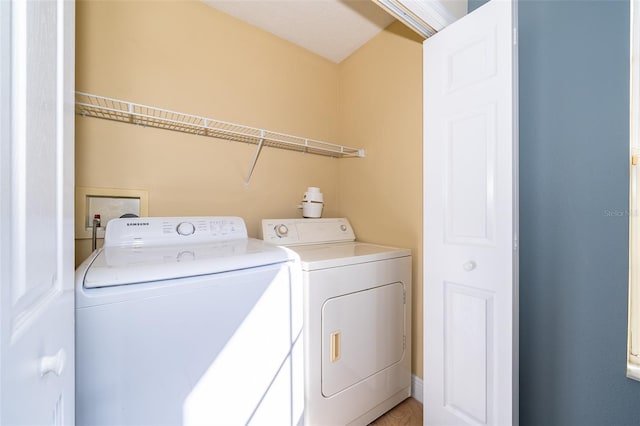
[469,0,640,424]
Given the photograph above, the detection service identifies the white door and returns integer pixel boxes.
[0,0,75,424]
[423,1,518,425]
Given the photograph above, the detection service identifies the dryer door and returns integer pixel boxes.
[321,281,405,397]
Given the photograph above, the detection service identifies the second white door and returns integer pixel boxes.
[424,1,518,425]
[0,0,75,424]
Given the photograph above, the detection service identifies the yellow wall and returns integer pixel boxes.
[75,0,341,261]
[76,1,423,378]
[337,22,424,377]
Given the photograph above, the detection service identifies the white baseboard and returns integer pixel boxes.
[411,374,423,403]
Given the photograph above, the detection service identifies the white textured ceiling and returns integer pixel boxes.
[202,0,397,63]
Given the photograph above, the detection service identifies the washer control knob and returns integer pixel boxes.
[340,224,348,232]
[176,222,196,236]
[275,224,289,237]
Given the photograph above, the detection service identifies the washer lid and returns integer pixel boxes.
[290,241,410,271]
[83,238,293,288]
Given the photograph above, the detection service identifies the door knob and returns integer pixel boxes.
[40,348,66,377]
[463,261,477,271]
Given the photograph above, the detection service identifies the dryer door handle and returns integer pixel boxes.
[330,331,341,363]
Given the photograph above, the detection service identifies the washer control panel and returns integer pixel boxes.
[261,218,355,246]
[104,216,248,247]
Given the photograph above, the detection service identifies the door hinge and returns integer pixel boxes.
[513,27,517,46]
[403,335,406,350]
[403,289,406,304]
[633,154,638,166]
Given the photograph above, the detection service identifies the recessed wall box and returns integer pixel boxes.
[75,187,149,239]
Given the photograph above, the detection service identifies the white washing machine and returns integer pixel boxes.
[261,218,412,426]
[75,216,303,426]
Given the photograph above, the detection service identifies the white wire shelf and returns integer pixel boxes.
[75,92,365,159]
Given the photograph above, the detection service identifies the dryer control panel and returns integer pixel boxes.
[261,218,355,246]
[104,216,248,247]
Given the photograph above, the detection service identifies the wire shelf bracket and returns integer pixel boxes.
[75,92,365,186]
[245,132,265,188]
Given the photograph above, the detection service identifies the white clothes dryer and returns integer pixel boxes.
[75,216,303,426]
[261,218,412,426]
